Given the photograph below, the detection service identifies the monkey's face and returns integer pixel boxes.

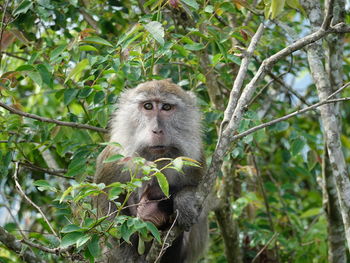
[137,184,173,229]
[110,80,203,160]
[135,99,182,159]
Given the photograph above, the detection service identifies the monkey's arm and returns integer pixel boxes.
[173,187,200,231]
[94,146,138,217]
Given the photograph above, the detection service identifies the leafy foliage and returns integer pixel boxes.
[1,0,350,262]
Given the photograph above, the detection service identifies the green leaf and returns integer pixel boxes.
[300,208,321,218]
[172,157,183,171]
[179,157,201,167]
[197,73,206,83]
[104,154,124,163]
[87,235,101,258]
[286,0,300,9]
[60,232,85,248]
[64,88,79,105]
[243,134,253,144]
[204,5,214,13]
[16,65,36,71]
[138,236,145,255]
[76,234,91,248]
[182,0,199,10]
[13,0,33,16]
[60,186,73,203]
[66,163,86,178]
[65,58,89,83]
[212,53,222,65]
[61,224,83,233]
[94,91,105,104]
[27,71,42,87]
[291,139,305,156]
[133,219,147,230]
[108,186,123,200]
[155,172,169,197]
[269,122,289,133]
[100,142,122,147]
[172,44,189,57]
[184,43,205,51]
[81,36,113,47]
[96,110,108,128]
[50,45,66,61]
[270,0,286,19]
[145,222,161,243]
[79,45,99,52]
[121,222,134,243]
[78,87,93,98]
[33,180,57,192]
[144,21,164,46]
[36,64,52,88]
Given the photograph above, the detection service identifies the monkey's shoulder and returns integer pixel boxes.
[94,145,126,184]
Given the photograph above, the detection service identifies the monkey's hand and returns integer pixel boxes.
[173,188,200,231]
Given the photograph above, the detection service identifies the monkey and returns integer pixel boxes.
[137,183,174,230]
[94,79,208,263]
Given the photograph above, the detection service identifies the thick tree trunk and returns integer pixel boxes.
[323,0,348,261]
[214,161,243,263]
[301,0,350,254]
[322,148,347,263]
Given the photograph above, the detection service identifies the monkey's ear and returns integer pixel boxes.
[165,78,174,83]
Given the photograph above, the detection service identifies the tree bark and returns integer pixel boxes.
[322,147,347,263]
[323,0,348,261]
[214,161,243,263]
[0,226,44,263]
[301,0,350,253]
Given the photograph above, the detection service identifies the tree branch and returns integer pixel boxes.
[221,23,265,133]
[20,239,70,255]
[13,162,59,238]
[19,161,69,179]
[232,96,350,142]
[201,2,344,210]
[301,0,350,252]
[0,101,108,133]
[0,226,45,263]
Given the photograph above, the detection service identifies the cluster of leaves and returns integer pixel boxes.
[1,0,350,262]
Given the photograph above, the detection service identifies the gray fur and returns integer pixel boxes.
[94,80,209,263]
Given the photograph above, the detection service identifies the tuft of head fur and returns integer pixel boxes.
[109,80,202,160]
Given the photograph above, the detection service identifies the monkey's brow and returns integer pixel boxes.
[138,99,175,104]
[135,97,182,104]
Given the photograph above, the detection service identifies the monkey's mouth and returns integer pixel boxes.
[139,145,181,160]
[149,145,167,152]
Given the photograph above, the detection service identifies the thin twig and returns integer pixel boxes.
[326,80,350,99]
[2,51,28,61]
[232,96,350,142]
[21,239,66,255]
[251,232,279,263]
[18,161,71,179]
[0,101,108,133]
[13,162,59,238]
[154,210,179,263]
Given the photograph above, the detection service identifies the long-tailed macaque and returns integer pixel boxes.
[94,79,208,263]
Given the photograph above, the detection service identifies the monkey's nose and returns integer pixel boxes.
[152,129,163,135]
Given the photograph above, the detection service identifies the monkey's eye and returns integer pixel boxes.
[144,103,153,110]
[162,104,172,111]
